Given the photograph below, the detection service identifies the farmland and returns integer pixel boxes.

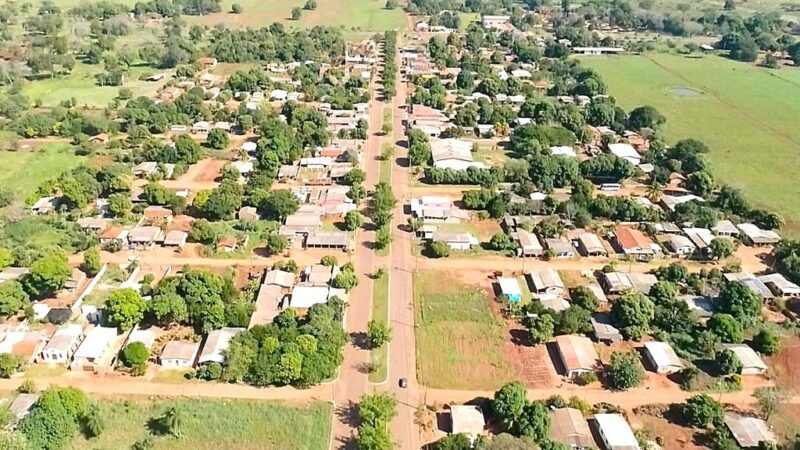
[186,0,406,31]
[580,53,800,233]
[0,143,86,201]
[66,397,332,450]
[414,270,514,390]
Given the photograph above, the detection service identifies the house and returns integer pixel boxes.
[70,326,118,371]
[40,324,84,364]
[430,139,485,171]
[724,412,777,448]
[290,285,332,309]
[249,284,285,328]
[497,277,522,303]
[600,272,633,294]
[683,227,715,255]
[238,206,259,221]
[198,328,244,365]
[607,143,640,166]
[160,340,200,369]
[723,273,774,300]
[304,264,338,286]
[0,331,46,363]
[591,314,622,343]
[541,297,571,312]
[643,341,685,374]
[192,121,211,133]
[575,233,607,257]
[132,161,159,177]
[449,405,485,439]
[713,220,740,238]
[759,273,800,297]
[516,229,544,257]
[64,268,87,292]
[77,218,111,233]
[549,408,593,449]
[545,238,576,258]
[163,230,188,248]
[410,196,464,222]
[527,268,565,296]
[31,196,59,215]
[431,232,479,251]
[303,228,350,250]
[613,227,659,261]
[264,270,296,289]
[555,335,600,378]
[8,393,40,422]
[737,223,781,246]
[482,15,513,30]
[682,295,715,319]
[593,414,640,450]
[0,267,29,284]
[627,273,658,294]
[127,226,165,246]
[572,47,625,55]
[216,236,239,253]
[281,209,323,237]
[723,344,767,375]
[667,234,696,257]
[126,328,156,350]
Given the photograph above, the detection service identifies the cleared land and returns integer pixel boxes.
[66,397,332,450]
[580,53,800,233]
[0,143,86,200]
[186,0,406,31]
[414,270,514,390]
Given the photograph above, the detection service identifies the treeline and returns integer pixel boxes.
[132,0,221,16]
[382,31,398,99]
[206,24,346,63]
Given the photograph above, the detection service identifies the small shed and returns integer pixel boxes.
[497,277,522,303]
[591,314,622,343]
[643,341,685,374]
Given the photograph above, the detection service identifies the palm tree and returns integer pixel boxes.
[493,121,510,137]
[236,147,248,162]
[646,182,664,202]
[161,407,183,438]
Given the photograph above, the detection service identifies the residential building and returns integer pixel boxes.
[264,270,296,289]
[545,238,576,259]
[163,230,188,248]
[516,229,544,257]
[724,273,774,300]
[607,143,640,166]
[450,405,485,440]
[70,326,118,371]
[31,196,59,215]
[627,273,658,294]
[198,328,244,365]
[40,324,84,364]
[290,285,333,309]
[724,412,777,448]
[683,227,715,255]
[0,331,46,363]
[591,314,622,343]
[143,206,173,224]
[160,340,200,369]
[126,328,156,350]
[713,220,740,238]
[723,344,767,375]
[527,268,565,296]
[600,272,633,295]
[281,208,323,237]
[431,232,478,251]
[575,233,607,257]
[555,335,600,378]
[305,231,350,250]
[667,234,696,257]
[304,264,338,286]
[643,341,685,374]
[613,227,659,261]
[759,273,800,297]
[737,223,781,246]
[549,408,593,449]
[430,139,485,171]
[249,284,285,328]
[593,414,640,450]
[127,226,165,247]
[8,393,40,422]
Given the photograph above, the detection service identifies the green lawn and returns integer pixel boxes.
[186,0,406,31]
[379,143,393,185]
[580,53,800,233]
[0,143,86,201]
[66,397,332,450]
[414,270,514,390]
[20,63,165,108]
[368,272,390,383]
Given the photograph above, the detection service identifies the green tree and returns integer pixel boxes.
[752,328,781,355]
[348,183,367,203]
[344,211,364,231]
[0,430,28,450]
[263,234,288,256]
[431,434,472,450]
[21,249,71,299]
[627,105,665,130]
[357,424,392,450]
[489,232,515,251]
[709,238,735,260]
[206,128,230,150]
[343,168,365,185]
[0,281,29,317]
[611,291,654,340]
[0,248,13,269]
[261,189,300,220]
[106,289,146,330]
[754,386,787,420]
[81,247,101,277]
[526,314,554,345]
[320,256,338,267]
[82,406,104,438]
[570,286,599,311]
[716,348,742,375]
[0,354,22,378]
[157,407,183,438]
[718,281,761,323]
[606,351,645,391]
[375,226,392,250]
[231,3,242,12]
[428,241,451,258]
[120,341,149,376]
[147,293,188,325]
[332,266,358,291]
[683,394,724,428]
[707,314,743,343]
[367,320,392,349]
[359,392,397,426]
[492,381,527,432]
[291,6,301,19]
[108,193,131,218]
[516,401,550,441]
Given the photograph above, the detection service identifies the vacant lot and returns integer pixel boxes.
[187,0,405,31]
[581,53,800,233]
[0,143,86,200]
[66,397,332,450]
[414,270,515,389]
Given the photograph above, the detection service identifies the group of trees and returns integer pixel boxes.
[357,393,396,450]
[371,182,397,250]
[207,24,346,63]
[220,300,347,387]
[383,31,398,99]
[489,381,563,447]
[19,387,94,450]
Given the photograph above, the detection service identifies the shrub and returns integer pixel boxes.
[428,241,451,258]
[120,342,149,376]
[574,372,598,386]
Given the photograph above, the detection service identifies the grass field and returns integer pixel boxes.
[414,270,514,390]
[20,63,165,108]
[186,0,406,31]
[0,143,86,200]
[580,53,800,233]
[66,397,332,450]
[368,272,390,383]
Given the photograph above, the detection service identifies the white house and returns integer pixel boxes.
[555,335,600,379]
[643,341,685,374]
[593,414,640,450]
[607,143,640,166]
[40,324,84,364]
[431,231,479,251]
[724,344,767,375]
[70,326,118,371]
[160,340,200,369]
[198,328,244,365]
[430,139,485,171]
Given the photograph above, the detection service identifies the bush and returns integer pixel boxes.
[683,394,724,428]
[196,362,223,380]
[574,372,598,386]
[0,354,22,378]
[428,241,451,258]
[120,342,149,376]
[231,3,242,13]
[716,349,742,375]
[752,328,781,355]
[605,351,645,390]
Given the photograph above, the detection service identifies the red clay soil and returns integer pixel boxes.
[503,322,557,388]
[767,335,800,388]
[631,412,706,450]
[179,158,226,183]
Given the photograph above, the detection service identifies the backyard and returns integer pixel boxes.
[66,397,332,450]
[580,53,800,233]
[414,270,515,390]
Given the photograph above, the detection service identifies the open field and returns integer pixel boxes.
[368,272,390,383]
[20,63,166,108]
[66,397,332,450]
[0,143,86,200]
[186,0,406,31]
[414,270,514,390]
[580,53,800,234]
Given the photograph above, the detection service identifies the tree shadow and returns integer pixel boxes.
[509,328,532,347]
[350,331,371,350]
[146,416,170,437]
